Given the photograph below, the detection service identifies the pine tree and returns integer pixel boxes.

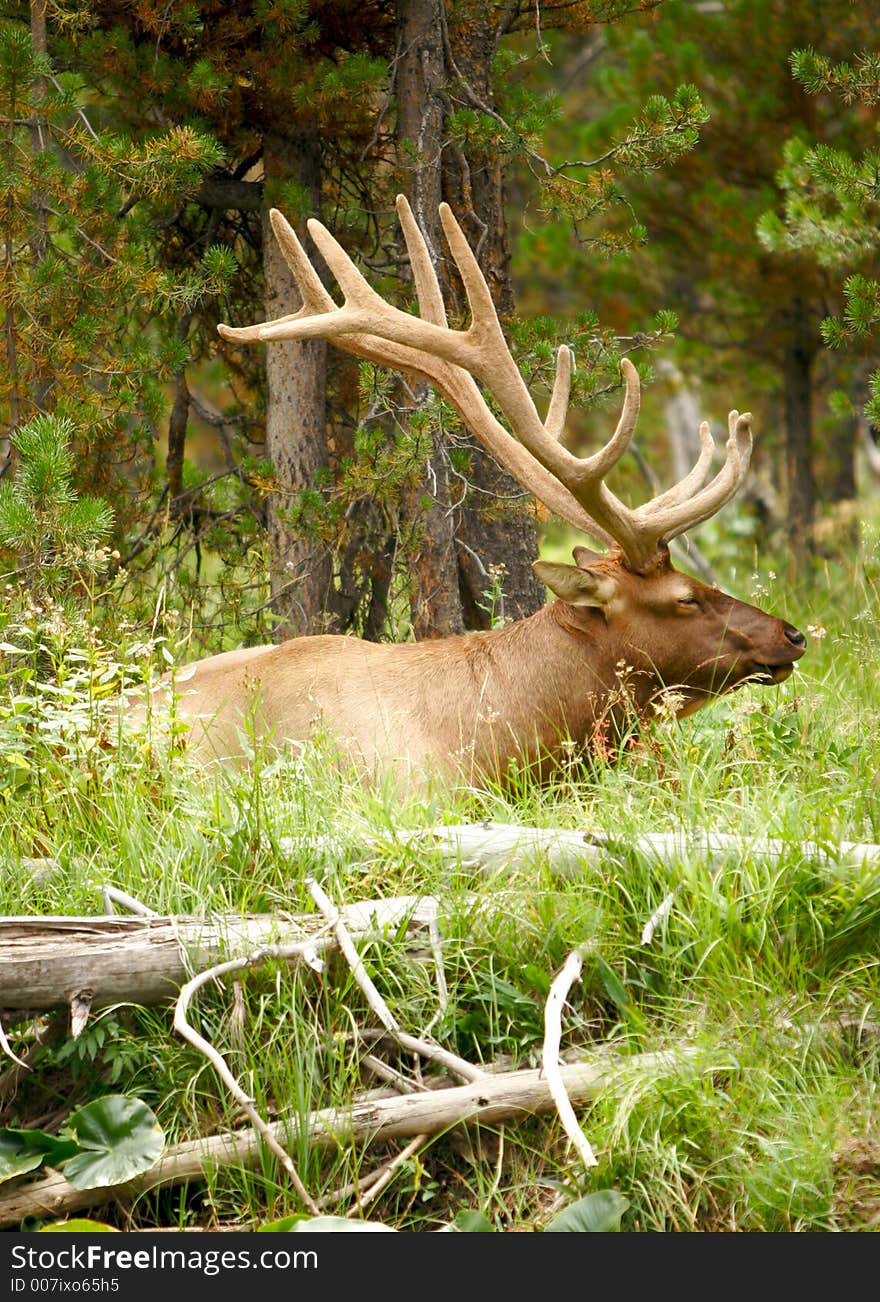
[0,414,113,596]
[0,4,225,539]
[544,0,878,567]
[758,46,880,434]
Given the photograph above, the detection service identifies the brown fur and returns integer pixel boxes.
[132,549,805,788]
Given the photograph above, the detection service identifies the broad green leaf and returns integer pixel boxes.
[0,1129,79,1184]
[274,1215,397,1233]
[544,1190,630,1233]
[0,1139,45,1184]
[257,1215,305,1232]
[62,1096,165,1190]
[39,1220,120,1233]
[454,1209,495,1232]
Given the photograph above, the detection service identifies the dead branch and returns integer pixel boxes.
[304,877,473,1214]
[0,1045,713,1228]
[306,877,483,1083]
[173,943,324,1215]
[543,951,598,1169]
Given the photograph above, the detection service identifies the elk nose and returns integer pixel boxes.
[784,624,806,649]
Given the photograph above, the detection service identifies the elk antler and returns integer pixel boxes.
[218,196,753,571]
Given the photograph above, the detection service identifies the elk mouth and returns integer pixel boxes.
[743,663,795,686]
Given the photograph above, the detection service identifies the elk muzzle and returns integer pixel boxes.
[746,621,807,684]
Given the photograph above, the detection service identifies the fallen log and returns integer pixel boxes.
[0,1045,711,1228]
[0,897,442,1014]
[7,823,875,1014]
[412,823,880,876]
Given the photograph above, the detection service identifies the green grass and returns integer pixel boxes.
[1,538,879,1233]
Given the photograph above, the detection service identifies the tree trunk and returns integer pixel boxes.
[656,358,704,483]
[390,0,545,636]
[323,350,397,640]
[262,130,332,639]
[444,8,544,627]
[826,414,857,505]
[859,416,880,480]
[782,307,816,570]
[396,0,465,637]
[822,409,859,556]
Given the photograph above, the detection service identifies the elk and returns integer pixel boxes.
[139,196,806,788]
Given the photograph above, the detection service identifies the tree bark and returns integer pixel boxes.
[323,350,397,639]
[28,0,48,262]
[656,358,704,484]
[262,130,332,638]
[821,409,859,555]
[826,415,857,505]
[859,416,880,480]
[28,0,51,412]
[782,305,817,570]
[396,0,465,637]
[444,8,544,627]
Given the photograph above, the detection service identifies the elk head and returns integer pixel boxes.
[533,544,805,726]
[217,195,805,748]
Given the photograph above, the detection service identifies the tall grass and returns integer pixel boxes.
[1,533,879,1232]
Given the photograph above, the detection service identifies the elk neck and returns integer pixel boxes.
[448,598,645,764]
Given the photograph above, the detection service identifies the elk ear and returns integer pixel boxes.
[572,545,605,568]
[532,559,619,610]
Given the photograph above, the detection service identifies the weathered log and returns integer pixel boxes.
[412,823,880,876]
[0,897,441,1013]
[7,823,877,1014]
[0,1045,709,1228]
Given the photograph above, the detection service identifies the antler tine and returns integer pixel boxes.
[396,195,447,328]
[574,358,641,483]
[269,209,337,316]
[215,200,619,546]
[545,345,573,441]
[303,218,393,323]
[438,202,504,351]
[636,411,753,544]
[217,209,336,343]
[216,196,755,570]
[435,199,606,484]
[636,419,717,517]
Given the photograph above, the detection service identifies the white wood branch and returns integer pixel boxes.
[542,951,598,1168]
[307,877,399,1032]
[306,877,484,1086]
[0,1045,709,1228]
[174,948,322,1215]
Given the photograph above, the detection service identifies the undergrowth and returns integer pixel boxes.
[1,535,879,1233]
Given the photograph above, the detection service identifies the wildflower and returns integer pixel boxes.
[651,689,686,720]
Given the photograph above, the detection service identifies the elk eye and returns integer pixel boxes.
[678,596,701,609]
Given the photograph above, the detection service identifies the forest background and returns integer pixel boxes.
[2,0,877,649]
[1,0,880,1236]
